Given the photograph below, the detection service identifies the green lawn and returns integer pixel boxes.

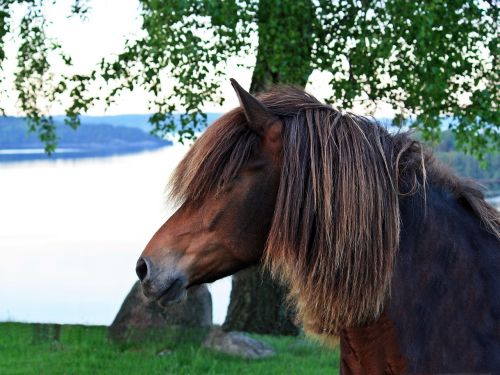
[0,323,339,375]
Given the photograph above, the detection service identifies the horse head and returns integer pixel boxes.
[136,80,283,306]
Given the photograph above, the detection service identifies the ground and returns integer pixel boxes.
[0,323,339,375]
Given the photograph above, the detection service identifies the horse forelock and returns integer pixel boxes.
[168,109,259,205]
[169,86,500,340]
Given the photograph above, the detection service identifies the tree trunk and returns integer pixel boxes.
[250,0,315,94]
[223,0,315,335]
[222,266,298,335]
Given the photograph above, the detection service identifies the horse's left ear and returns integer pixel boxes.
[230,78,282,155]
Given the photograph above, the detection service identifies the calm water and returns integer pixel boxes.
[0,146,231,325]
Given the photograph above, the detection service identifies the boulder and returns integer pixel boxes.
[203,328,276,359]
[109,281,212,342]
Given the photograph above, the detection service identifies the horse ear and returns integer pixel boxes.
[230,78,275,133]
[230,78,282,154]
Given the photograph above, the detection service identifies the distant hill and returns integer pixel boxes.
[52,113,222,131]
[430,131,500,197]
[0,116,172,162]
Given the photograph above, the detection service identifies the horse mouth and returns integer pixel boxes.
[155,278,187,307]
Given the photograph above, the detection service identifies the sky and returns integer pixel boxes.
[1,0,396,119]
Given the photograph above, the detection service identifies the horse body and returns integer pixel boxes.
[388,182,500,372]
[136,80,500,374]
[340,181,500,373]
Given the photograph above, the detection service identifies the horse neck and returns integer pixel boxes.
[386,181,500,373]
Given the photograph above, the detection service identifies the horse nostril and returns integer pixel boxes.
[136,257,149,282]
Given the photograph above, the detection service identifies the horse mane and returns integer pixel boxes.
[170,86,500,336]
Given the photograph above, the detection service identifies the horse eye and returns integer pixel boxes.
[208,209,225,229]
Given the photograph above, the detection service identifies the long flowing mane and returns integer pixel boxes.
[170,87,500,337]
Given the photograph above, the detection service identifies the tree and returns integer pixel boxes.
[1,0,498,334]
[1,0,498,156]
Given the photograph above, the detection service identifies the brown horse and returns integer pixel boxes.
[136,80,500,374]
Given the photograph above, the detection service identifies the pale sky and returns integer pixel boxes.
[1,0,395,118]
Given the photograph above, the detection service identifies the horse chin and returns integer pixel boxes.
[151,275,189,307]
[157,287,187,307]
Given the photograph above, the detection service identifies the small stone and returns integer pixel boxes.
[157,349,172,356]
[203,328,276,359]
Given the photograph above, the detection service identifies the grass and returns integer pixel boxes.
[0,323,339,375]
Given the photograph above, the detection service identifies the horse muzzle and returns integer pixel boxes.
[136,256,188,306]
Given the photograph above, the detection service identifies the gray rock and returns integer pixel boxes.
[203,328,276,359]
[109,281,212,342]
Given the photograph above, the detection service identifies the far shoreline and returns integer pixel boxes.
[0,143,171,164]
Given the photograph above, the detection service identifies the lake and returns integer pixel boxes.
[0,146,231,325]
